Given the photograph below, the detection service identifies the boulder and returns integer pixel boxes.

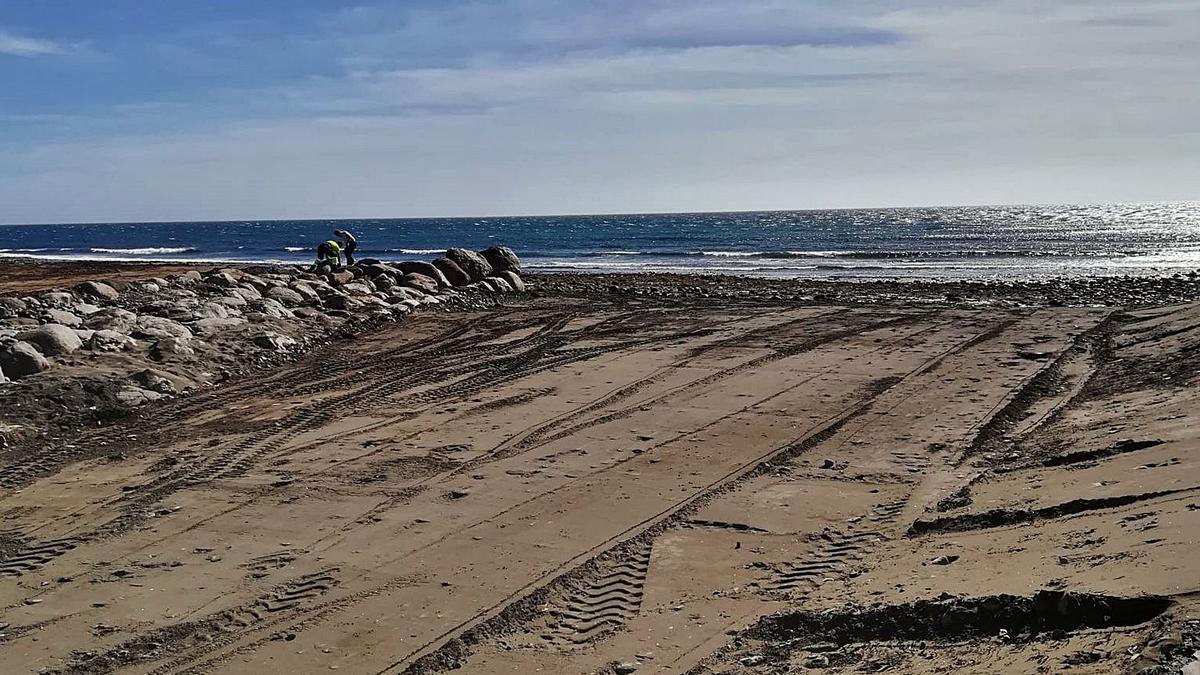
[73,328,96,343]
[130,368,188,394]
[0,298,28,313]
[41,291,77,308]
[204,271,239,288]
[396,261,451,288]
[374,275,395,290]
[194,302,231,320]
[266,286,305,307]
[327,270,355,286]
[493,270,525,292]
[364,263,402,278]
[178,271,203,283]
[324,295,361,311]
[133,316,193,340]
[74,302,103,316]
[342,282,373,296]
[446,248,492,282]
[116,386,165,407]
[489,278,514,292]
[248,298,293,319]
[432,259,472,287]
[400,273,440,294]
[289,281,320,302]
[90,330,137,352]
[192,317,247,336]
[85,307,137,333]
[43,309,83,327]
[293,307,323,319]
[18,324,83,356]
[252,332,299,351]
[232,285,263,302]
[1,340,50,379]
[149,337,195,360]
[480,246,521,273]
[213,295,248,309]
[75,281,120,301]
[478,278,501,293]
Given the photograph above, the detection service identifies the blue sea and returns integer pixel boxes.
[3,203,1199,280]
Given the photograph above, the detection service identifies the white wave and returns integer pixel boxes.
[283,246,307,252]
[387,248,443,254]
[700,251,758,257]
[90,247,196,255]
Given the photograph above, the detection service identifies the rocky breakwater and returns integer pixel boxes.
[0,246,526,448]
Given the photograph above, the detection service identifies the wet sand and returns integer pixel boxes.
[1,260,1197,674]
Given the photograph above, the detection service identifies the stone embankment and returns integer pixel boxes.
[0,247,524,446]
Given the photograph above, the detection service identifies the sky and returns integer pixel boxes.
[1,0,1197,224]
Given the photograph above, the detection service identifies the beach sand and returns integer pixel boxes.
[1,261,1197,674]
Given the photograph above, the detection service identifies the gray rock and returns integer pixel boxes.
[76,281,119,301]
[134,316,193,340]
[266,286,305,307]
[85,308,137,333]
[74,302,103,316]
[252,332,298,351]
[131,368,188,394]
[44,308,83,327]
[149,337,195,360]
[0,298,28,313]
[204,271,239,288]
[138,282,161,293]
[288,281,320,302]
[192,317,247,336]
[445,248,492,282]
[213,295,248,309]
[41,291,77,308]
[489,278,514,293]
[400,273,440,294]
[480,246,521,273]
[324,295,361,311]
[178,271,203,283]
[614,663,638,675]
[194,302,231,320]
[342,282,373,296]
[1,340,50,378]
[249,298,293,319]
[292,307,323,319]
[18,324,83,356]
[432,258,472,287]
[73,328,96,343]
[396,261,451,288]
[116,386,165,407]
[90,329,136,352]
[493,270,525,292]
[232,286,263,302]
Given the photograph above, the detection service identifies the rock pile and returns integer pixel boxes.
[0,247,526,406]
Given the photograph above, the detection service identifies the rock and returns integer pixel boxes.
[288,282,320,302]
[342,282,373,296]
[445,248,492,282]
[41,291,77,307]
[73,328,96,343]
[0,367,6,385]
[213,295,248,310]
[74,303,103,316]
[130,368,187,394]
[43,309,83,327]
[192,317,247,336]
[18,324,83,356]
[363,262,402,278]
[432,258,472,287]
[249,298,293,319]
[480,246,521,273]
[0,341,50,379]
[396,261,451,288]
[478,278,502,293]
[252,332,298,351]
[90,330,136,352]
[401,273,440,294]
[614,663,639,674]
[293,307,323,319]
[232,286,263,302]
[493,270,525,292]
[489,278,514,293]
[0,298,28,313]
[739,655,765,667]
[266,286,305,307]
[327,270,355,286]
[85,308,137,333]
[116,386,165,407]
[150,337,195,360]
[178,271,202,283]
[324,295,361,311]
[929,555,960,566]
[133,316,193,340]
[75,281,120,301]
[204,271,239,288]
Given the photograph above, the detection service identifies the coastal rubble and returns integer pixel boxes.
[0,247,527,447]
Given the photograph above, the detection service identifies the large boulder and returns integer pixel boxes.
[133,316,193,340]
[18,324,83,356]
[85,307,137,333]
[266,286,305,307]
[327,270,355,286]
[0,298,28,314]
[445,248,492,282]
[432,258,472,287]
[40,291,77,308]
[493,270,525,292]
[149,337,195,360]
[480,246,521,273]
[90,330,137,352]
[252,332,298,351]
[232,285,263,302]
[1,340,50,379]
[324,295,361,311]
[192,317,247,336]
[288,281,320,302]
[43,309,83,327]
[396,261,451,288]
[75,281,119,301]
[400,273,440,294]
[342,282,373,296]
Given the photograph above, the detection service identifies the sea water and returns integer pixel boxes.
[2,202,1199,280]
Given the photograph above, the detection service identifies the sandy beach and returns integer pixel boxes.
[0,259,1197,674]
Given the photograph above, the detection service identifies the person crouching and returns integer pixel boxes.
[313,239,342,272]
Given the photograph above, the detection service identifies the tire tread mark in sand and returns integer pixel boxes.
[0,536,80,577]
[908,486,1200,536]
[543,540,654,645]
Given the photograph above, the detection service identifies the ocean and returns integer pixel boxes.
[2,202,1199,280]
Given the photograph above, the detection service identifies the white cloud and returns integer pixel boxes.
[0,29,69,57]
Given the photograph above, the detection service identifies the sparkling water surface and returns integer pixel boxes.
[2,203,1199,280]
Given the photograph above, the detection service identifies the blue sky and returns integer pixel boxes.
[1,0,1198,223]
